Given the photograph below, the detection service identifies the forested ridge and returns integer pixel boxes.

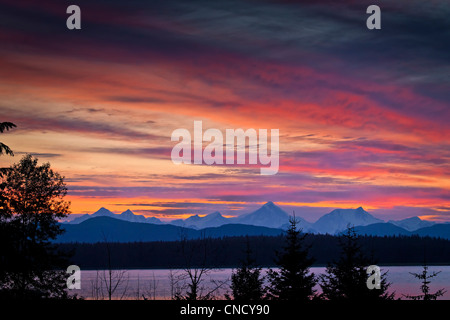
[58,233,450,269]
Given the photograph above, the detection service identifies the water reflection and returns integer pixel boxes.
[75,266,450,300]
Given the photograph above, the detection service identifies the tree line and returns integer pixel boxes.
[58,233,450,269]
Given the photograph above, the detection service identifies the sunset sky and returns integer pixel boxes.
[0,0,449,222]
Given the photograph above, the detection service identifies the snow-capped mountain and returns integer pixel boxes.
[119,209,147,223]
[234,201,289,228]
[146,216,164,224]
[64,204,443,238]
[196,211,229,228]
[168,202,312,230]
[235,201,312,229]
[66,207,163,225]
[92,207,115,218]
[170,211,229,229]
[312,207,383,235]
[67,202,312,230]
[66,207,116,224]
[388,216,435,232]
[64,213,91,224]
[61,203,450,241]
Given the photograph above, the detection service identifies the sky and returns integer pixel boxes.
[0,0,449,222]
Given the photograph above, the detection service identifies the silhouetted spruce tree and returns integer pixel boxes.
[266,216,316,300]
[0,121,16,157]
[228,237,265,300]
[0,121,16,178]
[0,155,71,298]
[403,262,446,300]
[0,121,16,227]
[319,226,394,300]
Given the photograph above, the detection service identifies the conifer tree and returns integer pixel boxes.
[266,216,316,300]
[229,237,265,300]
[320,226,394,300]
[403,263,446,300]
[0,121,16,156]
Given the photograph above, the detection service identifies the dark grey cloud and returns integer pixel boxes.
[2,106,164,142]
[85,146,171,157]
[14,151,63,159]
[282,137,449,170]
[123,202,216,208]
[106,96,165,104]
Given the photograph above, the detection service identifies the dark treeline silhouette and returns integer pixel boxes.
[58,233,450,270]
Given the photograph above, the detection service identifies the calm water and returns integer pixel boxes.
[75,266,450,300]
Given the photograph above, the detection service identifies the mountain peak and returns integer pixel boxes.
[92,207,114,216]
[186,214,201,222]
[207,211,223,218]
[388,216,435,232]
[331,207,367,216]
[120,209,134,217]
[263,201,276,207]
[313,207,383,234]
[404,216,422,222]
[236,201,291,228]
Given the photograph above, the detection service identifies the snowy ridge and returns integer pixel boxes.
[64,202,442,237]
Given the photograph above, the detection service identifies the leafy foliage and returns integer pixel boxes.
[0,155,71,298]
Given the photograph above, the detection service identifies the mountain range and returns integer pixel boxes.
[67,201,301,230]
[60,201,450,242]
[58,217,284,243]
[68,207,164,225]
[388,216,435,231]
